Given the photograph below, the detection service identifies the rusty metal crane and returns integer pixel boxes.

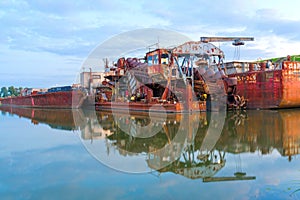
[200,37,254,46]
[201,36,254,61]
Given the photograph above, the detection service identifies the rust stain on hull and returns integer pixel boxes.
[0,91,85,109]
[231,62,300,109]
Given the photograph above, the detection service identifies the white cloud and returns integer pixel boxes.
[0,44,81,87]
[1,0,300,86]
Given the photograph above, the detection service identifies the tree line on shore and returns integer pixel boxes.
[0,86,24,97]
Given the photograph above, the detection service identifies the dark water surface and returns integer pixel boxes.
[1,106,300,200]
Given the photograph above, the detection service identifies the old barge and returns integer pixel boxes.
[225,60,300,109]
[96,37,300,111]
[0,86,85,109]
[199,37,300,109]
[95,40,233,112]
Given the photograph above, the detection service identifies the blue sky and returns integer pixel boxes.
[1,0,300,88]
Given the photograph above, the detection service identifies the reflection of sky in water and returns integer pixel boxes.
[82,139,151,173]
[1,112,300,200]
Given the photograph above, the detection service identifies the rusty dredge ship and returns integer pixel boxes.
[1,36,300,112]
[95,36,300,112]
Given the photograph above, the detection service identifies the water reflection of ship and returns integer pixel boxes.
[0,106,85,131]
[88,109,300,179]
[97,111,197,155]
[221,109,300,161]
[3,105,300,178]
[93,111,253,181]
[79,110,115,141]
[146,112,255,182]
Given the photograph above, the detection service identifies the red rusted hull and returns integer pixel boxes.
[0,91,85,109]
[230,61,300,109]
[96,101,206,113]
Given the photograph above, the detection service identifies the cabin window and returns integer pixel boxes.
[147,56,153,65]
[154,55,159,64]
[161,54,169,65]
[92,75,101,79]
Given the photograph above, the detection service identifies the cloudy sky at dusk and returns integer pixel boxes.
[1,0,300,88]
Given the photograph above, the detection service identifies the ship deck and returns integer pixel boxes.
[95,101,206,113]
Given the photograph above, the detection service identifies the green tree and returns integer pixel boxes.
[0,87,8,97]
[18,87,23,96]
[8,86,17,96]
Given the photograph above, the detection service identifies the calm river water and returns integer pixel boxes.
[1,106,300,200]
